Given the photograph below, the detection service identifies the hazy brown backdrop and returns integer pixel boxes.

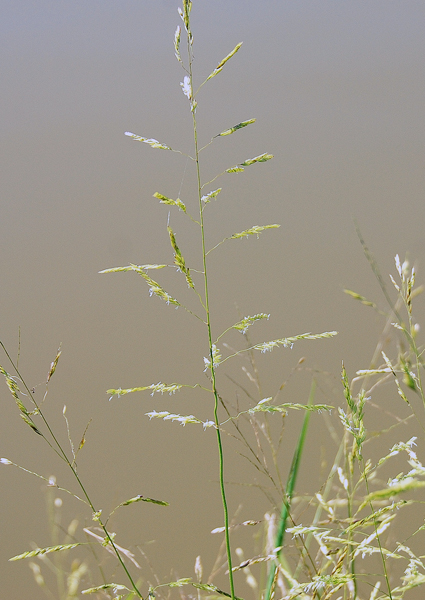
[1,1,425,597]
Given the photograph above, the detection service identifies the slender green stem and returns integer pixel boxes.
[187,42,235,600]
[69,467,143,597]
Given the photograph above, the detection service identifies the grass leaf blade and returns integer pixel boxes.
[263,381,316,600]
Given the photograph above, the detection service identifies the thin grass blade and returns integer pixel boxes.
[263,381,316,600]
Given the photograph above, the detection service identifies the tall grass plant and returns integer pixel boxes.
[2,3,425,600]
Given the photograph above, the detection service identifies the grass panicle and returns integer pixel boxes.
[2,2,425,600]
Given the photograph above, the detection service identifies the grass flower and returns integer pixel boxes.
[180,76,192,99]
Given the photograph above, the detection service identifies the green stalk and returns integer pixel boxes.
[187,41,236,600]
[264,380,315,600]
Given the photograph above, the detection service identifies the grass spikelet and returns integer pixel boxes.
[400,355,418,391]
[174,25,182,63]
[356,367,391,375]
[203,344,221,371]
[353,518,394,559]
[124,131,172,150]
[20,413,42,435]
[201,188,222,204]
[108,383,184,397]
[343,501,409,534]
[0,364,35,425]
[211,519,261,534]
[194,555,202,582]
[99,264,167,274]
[343,288,378,309]
[341,362,356,413]
[211,520,261,535]
[248,401,333,414]
[252,330,338,353]
[298,573,354,596]
[83,528,141,568]
[382,351,410,404]
[0,364,22,403]
[178,0,193,39]
[368,581,382,600]
[232,313,269,334]
[153,192,187,213]
[164,578,192,588]
[28,562,45,588]
[168,226,195,289]
[360,480,425,509]
[225,153,274,175]
[206,42,243,82]
[138,271,180,306]
[10,544,81,562]
[121,495,169,507]
[230,224,280,240]
[217,119,256,137]
[66,560,88,596]
[191,581,245,600]
[222,564,259,597]
[241,153,274,166]
[181,75,193,102]
[82,583,130,595]
[77,419,91,452]
[147,382,184,395]
[46,346,61,383]
[226,165,245,173]
[107,494,169,523]
[232,553,272,571]
[150,576,246,600]
[145,411,211,428]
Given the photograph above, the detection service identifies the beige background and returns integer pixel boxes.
[1,1,425,597]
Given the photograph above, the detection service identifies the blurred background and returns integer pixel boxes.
[1,0,425,597]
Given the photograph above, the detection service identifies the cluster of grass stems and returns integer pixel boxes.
[2,2,425,599]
